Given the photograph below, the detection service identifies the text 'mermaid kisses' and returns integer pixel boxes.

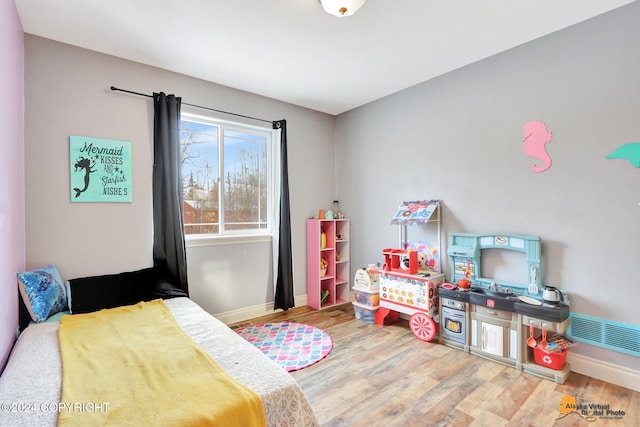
[79,140,128,196]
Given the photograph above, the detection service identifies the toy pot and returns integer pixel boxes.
[457,278,471,289]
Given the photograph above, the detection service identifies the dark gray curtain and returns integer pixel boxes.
[153,92,189,295]
[273,120,294,310]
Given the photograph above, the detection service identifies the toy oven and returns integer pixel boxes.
[441,300,467,344]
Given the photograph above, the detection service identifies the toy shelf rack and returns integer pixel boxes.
[446,232,541,293]
[389,199,441,272]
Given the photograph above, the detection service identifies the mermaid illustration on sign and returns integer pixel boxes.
[73,156,96,198]
[522,120,553,173]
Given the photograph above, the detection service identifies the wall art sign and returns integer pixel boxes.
[69,135,132,203]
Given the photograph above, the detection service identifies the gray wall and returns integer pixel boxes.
[24,35,335,317]
[335,3,640,369]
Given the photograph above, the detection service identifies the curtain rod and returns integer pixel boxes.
[110,86,273,124]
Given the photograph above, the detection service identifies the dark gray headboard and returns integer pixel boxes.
[18,293,31,333]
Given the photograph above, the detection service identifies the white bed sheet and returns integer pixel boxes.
[0,297,319,427]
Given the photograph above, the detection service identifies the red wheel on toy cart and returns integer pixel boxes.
[409,312,437,341]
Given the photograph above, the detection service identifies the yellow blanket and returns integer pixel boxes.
[58,299,266,427]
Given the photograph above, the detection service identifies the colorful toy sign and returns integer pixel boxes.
[69,135,132,202]
[390,200,439,226]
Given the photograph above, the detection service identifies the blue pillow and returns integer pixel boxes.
[17,264,68,323]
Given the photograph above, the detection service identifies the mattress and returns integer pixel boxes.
[0,297,319,427]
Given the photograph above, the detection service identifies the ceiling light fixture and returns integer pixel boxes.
[318,0,366,17]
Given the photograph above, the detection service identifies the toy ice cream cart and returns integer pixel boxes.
[375,200,445,341]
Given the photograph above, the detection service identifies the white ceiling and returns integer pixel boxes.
[15,0,636,115]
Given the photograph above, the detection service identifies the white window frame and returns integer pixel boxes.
[180,111,275,247]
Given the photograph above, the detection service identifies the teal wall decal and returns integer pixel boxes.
[606,142,640,168]
[69,135,133,202]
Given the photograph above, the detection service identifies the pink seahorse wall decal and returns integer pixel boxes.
[522,120,553,173]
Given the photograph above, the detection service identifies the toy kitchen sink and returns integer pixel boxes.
[468,287,519,311]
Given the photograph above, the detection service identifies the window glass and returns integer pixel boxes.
[180,113,272,238]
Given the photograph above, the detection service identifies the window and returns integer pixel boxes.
[180,112,273,240]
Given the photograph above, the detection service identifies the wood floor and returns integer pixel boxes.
[229,304,639,427]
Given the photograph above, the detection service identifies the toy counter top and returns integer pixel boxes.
[514,301,570,322]
[380,270,444,281]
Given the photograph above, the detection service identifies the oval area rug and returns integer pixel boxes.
[236,322,333,372]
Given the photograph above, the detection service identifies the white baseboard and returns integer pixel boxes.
[568,352,640,392]
[214,294,308,325]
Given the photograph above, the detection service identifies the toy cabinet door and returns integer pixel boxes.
[481,322,504,357]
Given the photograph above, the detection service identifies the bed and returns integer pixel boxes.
[0,265,319,427]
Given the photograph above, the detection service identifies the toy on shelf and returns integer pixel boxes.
[320,257,328,277]
[457,259,472,289]
[320,227,327,249]
[405,240,440,272]
[320,289,330,305]
[382,248,418,274]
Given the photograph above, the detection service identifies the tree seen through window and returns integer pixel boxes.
[180,114,272,236]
